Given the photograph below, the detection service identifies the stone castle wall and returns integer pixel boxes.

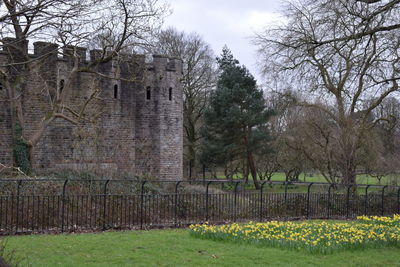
[0,40,183,179]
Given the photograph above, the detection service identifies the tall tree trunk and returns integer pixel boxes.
[243,160,249,183]
[187,137,196,168]
[339,121,358,185]
[247,151,260,189]
[342,158,357,184]
[243,128,260,189]
[4,37,29,169]
[5,79,16,166]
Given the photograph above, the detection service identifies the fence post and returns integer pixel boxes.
[327,183,335,219]
[140,181,147,229]
[260,182,266,222]
[174,181,182,226]
[346,185,353,219]
[381,185,388,216]
[15,180,22,233]
[61,179,69,233]
[364,185,371,215]
[234,182,240,222]
[205,181,212,222]
[306,183,314,219]
[102,180,110,230]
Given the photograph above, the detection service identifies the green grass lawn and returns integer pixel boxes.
[269,172,397,185]
[214,172,398,193]
[5,228,400,267]
[227,172,398,185]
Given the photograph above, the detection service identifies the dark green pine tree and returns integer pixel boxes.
[201,47,273,189]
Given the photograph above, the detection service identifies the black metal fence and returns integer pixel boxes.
[0,179,399,235]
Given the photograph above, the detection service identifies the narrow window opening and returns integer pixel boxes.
[114,84,118,99]
[0,81,3,90]
[59,79,65,94]
[146,86,151,100]
[168,87,172,101]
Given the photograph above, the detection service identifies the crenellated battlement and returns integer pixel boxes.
[0,39,182,75]
[147,55,183,73]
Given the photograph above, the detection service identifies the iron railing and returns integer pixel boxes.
[0,179,399,235]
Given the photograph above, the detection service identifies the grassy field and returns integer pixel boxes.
[216,173,396,193]
[224,172,398,185]
[5,228,400,266]
[268,172,398,185]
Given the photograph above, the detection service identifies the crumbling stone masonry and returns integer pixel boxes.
[0,40,183,180]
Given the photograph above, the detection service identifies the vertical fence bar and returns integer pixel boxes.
[102,180,110,230]
[15,180,22,233]
[381,185,388,216]
[364,185,371,215]
[205,181,212,222]
[174,181,182,226]
[306,183,314,219]
[260,182,266,222]
[234,182,240,222]
[327,183,335,219]
[61,180,69,233]
[346,185,353,219]
[140,181,147,229]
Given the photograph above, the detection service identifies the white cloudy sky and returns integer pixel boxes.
[163,0,284,83]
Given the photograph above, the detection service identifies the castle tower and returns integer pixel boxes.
[135,55,183,179]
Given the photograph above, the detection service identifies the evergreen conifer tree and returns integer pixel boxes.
[201,47,273,188]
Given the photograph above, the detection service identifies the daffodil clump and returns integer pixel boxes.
[357,215,400,227]
[189,216,400,254]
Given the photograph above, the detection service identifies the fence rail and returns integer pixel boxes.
[0,179,399,235]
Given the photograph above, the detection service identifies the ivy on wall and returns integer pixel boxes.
[13,122,31,174]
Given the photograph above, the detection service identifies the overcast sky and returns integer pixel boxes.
[163,0,284,83]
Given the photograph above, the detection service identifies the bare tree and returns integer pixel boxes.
[153,27,216,178]
[0,0,168,171]
[267,94,318,182]
[254,0,400,184]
